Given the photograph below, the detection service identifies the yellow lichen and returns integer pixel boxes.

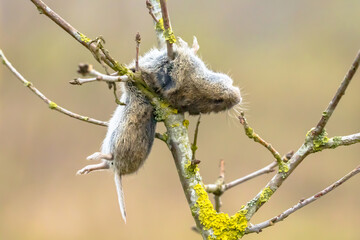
[185,160,199,175]
[48,101,57,109]
[24,81,32,87]
[164,27,177,44]
[78,32,91,43]
[183,119,190,129]
[257,187,274,206]
[155,18,165,31]
[193,184,248,239]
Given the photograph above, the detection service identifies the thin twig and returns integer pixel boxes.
[148,0,165,48]
[239,112,285,170]
[31,0,115,69]
[214,159,225,212]
[135,33,141,72]
[159,0,175,59]
[225,162,277,191]
[70,65,129,85]
[191,114,201,161]
[146,0,159,23]
[0,49,108,127]
[246,165,360,234]
[155,132,168,143]
[312,50,360,137]
[324,133,360,149]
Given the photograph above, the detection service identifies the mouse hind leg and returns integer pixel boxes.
[76,152,113,175]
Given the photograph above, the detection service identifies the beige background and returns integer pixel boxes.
[0,1,359,239]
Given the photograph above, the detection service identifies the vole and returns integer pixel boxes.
[77,37,242,222]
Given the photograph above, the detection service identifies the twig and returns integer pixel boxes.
[246,165,360,234]
[214,159,225,212]
[191,114,201,161]
[135,32,141,72]
[323,133,360,149]
[148,0,165,48]
[0,49,108,127]
[239,112,286,173]
[159,0,175,59]
[312,50,360,137]
[224,151,293,191]
[31,0,114,69]
[225,162,277,191]
[30,0,141,88]
[70,64,129,85]
[146,0,159,23]
[155,132,168,143]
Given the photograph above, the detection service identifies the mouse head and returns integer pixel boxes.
[139,37,242,115]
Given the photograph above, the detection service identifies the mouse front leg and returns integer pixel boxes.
[77,152,113,175]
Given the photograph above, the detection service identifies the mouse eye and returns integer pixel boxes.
[214,99,224,104]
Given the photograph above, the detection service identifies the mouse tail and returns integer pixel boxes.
[114,173,127,223]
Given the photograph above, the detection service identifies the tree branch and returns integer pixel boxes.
[225,162,277,191]
[312,50,360,137]
[0,49,108,127]
[159,0,175,59]
[246,165,360,234]
[147,0,165,48]
[239,112,288,174]
[70,64,129,85]
[323,133,360,149]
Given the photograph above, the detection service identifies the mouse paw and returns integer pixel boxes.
[76,162,110,175]
[86,152,113,161]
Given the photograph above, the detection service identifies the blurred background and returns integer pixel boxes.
[0,1,359,239]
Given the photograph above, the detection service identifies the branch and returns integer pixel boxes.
[214,159,225,212]
[31,0,118,70]
[312,50,360,137]
[0,49,108,127]
[191,114,201,161]
[70,64,129,85]
[135,32,141,72]
[225,162,277,191]
[323,133,360,149]
[246,165,360,234]
[147,0,165,48]
[239,112,287,174]
[31,0,158,104]
[159,0,176,59]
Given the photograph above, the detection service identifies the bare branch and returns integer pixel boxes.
[0,49,108,127]
[214,159,225,212]
[323,133,360,149]
[239,112,287,174]
[225,162,277,191]
[155,132,167,143]
[146,0,159,23]
[135,32,141,72]
[147,0,165,48]
[159,0,175,59]
[70,65,129,85]
[246,165,360,234]
[312,50,360,137]
[30,0,140,86]
[191,114,201,161]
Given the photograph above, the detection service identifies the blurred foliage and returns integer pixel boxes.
[0,1,359,239]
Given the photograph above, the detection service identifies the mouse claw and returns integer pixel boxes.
[86,152,113,161]
[76,162,110,175]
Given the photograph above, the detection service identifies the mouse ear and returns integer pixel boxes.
[177,37,188,48]
[192,36,200,54]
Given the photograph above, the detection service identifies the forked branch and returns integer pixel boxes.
[246,165,360,234]
[312,50,360,137]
